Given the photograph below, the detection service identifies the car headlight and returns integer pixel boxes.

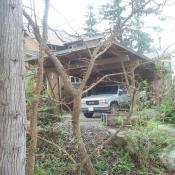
[99,99,108,104]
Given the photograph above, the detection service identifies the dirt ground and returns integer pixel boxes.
[63,112,103,128]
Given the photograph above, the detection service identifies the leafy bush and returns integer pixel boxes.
[25,73,36,106]
[94,160,108,175]
[111,152,134,175]
[35,155,74,175]
[38,100,63,128]
[94,147,135,175]
[160,93,175,124]
[127,119,175,167]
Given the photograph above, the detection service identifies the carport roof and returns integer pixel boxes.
[26,40,150,63]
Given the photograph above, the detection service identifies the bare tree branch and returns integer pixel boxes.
[26,0,50,174]
[23,10,76,96]
[81,88,137,166]
[83,72,131,94]
[38,135,77,164]
[80,35,114,90]
[121,62,130,87]
[120,0,152,28]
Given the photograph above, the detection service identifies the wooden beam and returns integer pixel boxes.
[64,55,130,70]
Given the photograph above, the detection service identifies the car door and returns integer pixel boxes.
[122,87,129,105]
[118,85,128,105]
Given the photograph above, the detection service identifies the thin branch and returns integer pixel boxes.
[83,72,131,94]
[32,0,38,27]
[121,62,130,87]
[23,10,76,96]
[38,135,77,164]
[120,0,152,28]
[23,9,41,43]
[81,88,137,166]
[161,42,175,58]
[80,35,114,90]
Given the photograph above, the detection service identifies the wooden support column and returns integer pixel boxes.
[46,71,60,101]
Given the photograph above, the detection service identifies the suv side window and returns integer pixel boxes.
[119,85,127,94]
[123,88,127,94]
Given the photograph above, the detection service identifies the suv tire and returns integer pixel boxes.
[84,112,93,118]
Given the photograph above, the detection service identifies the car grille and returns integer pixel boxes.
[86,100,99,105]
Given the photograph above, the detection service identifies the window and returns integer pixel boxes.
[47,44,60,51]
[93,85,118,95]
[71,77,75,83]
[68,43,78,49]
[69,76,81,84]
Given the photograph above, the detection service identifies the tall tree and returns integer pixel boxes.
[84,5,97,36]
[100,0,164,53]
[26,0,49,174]
[24,7,113,174]
[0,0,26,174]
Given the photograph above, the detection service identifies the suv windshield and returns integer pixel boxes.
[93,85,118,95]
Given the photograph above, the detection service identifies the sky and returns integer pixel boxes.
[23,0,175,51]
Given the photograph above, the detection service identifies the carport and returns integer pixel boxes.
[27,38,155,102]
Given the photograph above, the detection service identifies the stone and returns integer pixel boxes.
[159,144,175,171]
[109,129,128,146]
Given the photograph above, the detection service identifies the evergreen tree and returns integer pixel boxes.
[84,5,97,37]
[100,0,163,53]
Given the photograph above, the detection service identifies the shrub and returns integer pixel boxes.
[111,152,134,175]
[94,160,108,175]
[127,119,175,167]
[159,93,175,124]
[35,155,73,175]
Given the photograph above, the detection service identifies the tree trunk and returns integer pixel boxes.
[72,93,95,175]
[26,0,49,173]
[26,56,44,175]
[131,71,137,112]
[0,0,26,174]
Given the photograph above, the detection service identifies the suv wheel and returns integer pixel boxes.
[110,103,119,114]
[84,112,94,118]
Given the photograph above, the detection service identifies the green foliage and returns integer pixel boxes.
[159,92,175,124]
[25,73,36,105]
[94,147,135,175]
[138,166,149,175]
[116,115,124,125]
[84,5,97,36]
[34,165,49,175]
[94,151,134,175]
[111,152,134,174]
[127,119,175,166]
[94,160,108,175]
[99,0,163,53]
[35,155,73,175]
[137,80,151,110]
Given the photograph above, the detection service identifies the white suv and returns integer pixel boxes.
[81,84,129,118]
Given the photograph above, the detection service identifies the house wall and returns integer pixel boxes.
[24,35,39,51]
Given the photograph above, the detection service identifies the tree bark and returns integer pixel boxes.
[26,1,49,174]
[72,93,94,175]
[26,56,44,175]
[0,0,26,174]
